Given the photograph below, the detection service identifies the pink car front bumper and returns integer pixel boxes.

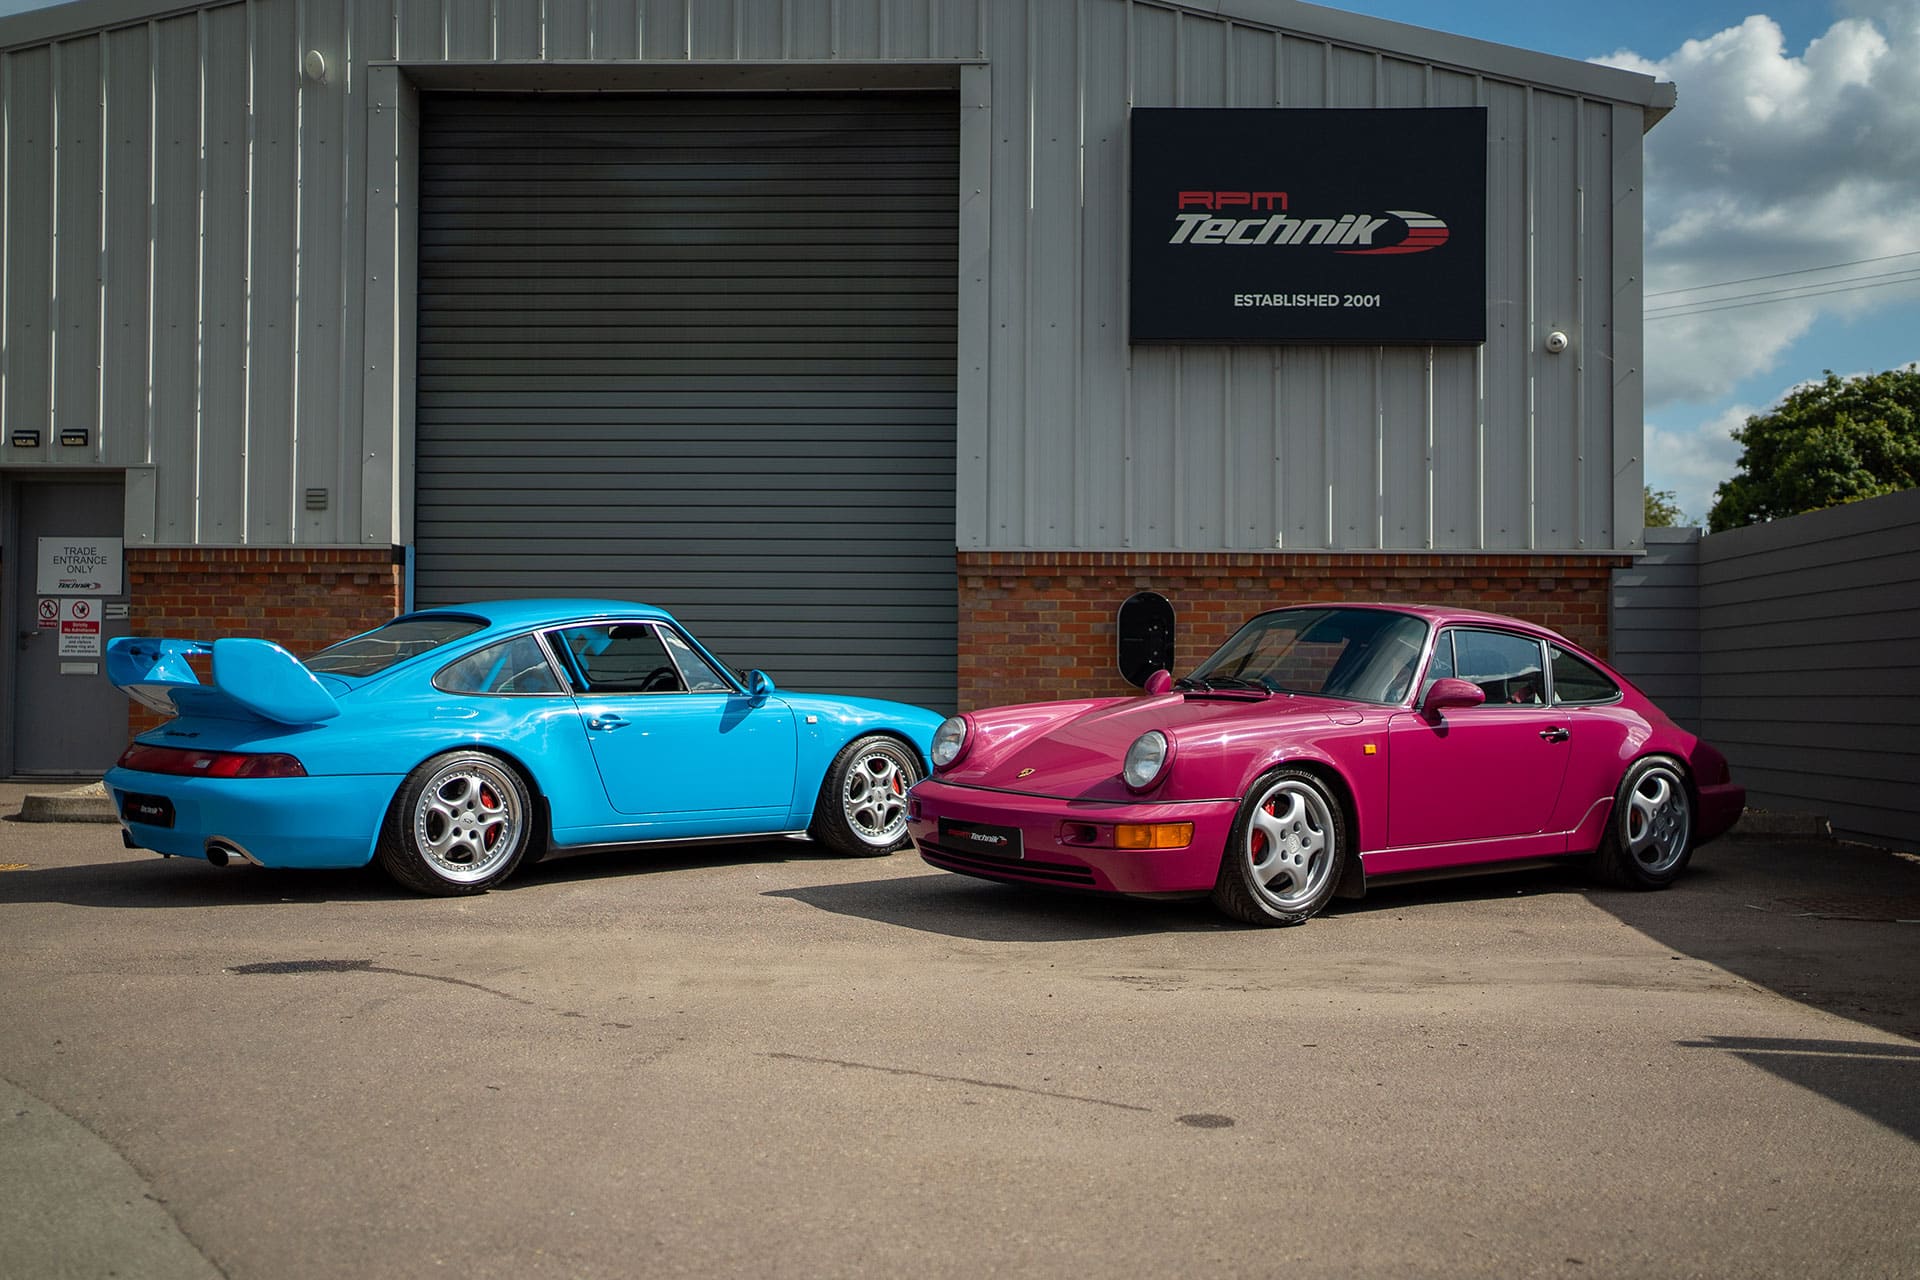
[907,778,1239,896]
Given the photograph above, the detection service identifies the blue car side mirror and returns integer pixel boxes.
[747,669,776,700]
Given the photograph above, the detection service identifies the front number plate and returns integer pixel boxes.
[938,818,1023,860]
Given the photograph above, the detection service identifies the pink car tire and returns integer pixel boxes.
[1211,767,1349,926]
[1592,756,1695,889]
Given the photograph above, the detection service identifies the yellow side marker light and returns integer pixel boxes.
[1364,743,1377,755]
[1114,823,1195,850]
[0,863,30,872]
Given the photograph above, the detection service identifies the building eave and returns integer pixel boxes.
[0,0,230,52]
[11,0,1674,130]
[1187,0,1676,124]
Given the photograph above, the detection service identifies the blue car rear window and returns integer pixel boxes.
[306,618,487,677]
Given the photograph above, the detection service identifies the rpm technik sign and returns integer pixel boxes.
[1129,107,1487,344]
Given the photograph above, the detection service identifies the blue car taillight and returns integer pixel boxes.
[117,743,308,779]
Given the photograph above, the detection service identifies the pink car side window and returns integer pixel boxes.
[1450,628,1546,707]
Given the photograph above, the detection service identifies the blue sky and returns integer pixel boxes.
[4,0,1915,524]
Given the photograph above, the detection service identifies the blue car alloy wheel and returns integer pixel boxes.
[376,750,539,895]
[809,734,921,856]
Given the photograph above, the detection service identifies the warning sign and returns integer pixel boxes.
[37,597,60,629]
[58,597,101,657]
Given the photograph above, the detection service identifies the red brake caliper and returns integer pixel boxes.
[480,785,500,848]
[1250,799,1273,863]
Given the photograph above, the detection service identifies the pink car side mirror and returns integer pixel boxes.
[1143,669,1175,695]
[1420,677,1486,717]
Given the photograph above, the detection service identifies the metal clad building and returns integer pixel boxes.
[0,0,1673,774]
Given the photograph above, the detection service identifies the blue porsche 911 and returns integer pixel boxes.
[103,599,944,895]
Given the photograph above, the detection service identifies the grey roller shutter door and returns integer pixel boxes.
[414,93,958,711]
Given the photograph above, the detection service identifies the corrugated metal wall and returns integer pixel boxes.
[1,1,378,546]
[978,3,1638,554]
[0,0,1660,555]
[1611,491,1920,850]
[412,92,958,707]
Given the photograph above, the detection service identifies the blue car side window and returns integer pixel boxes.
[557,624,686,694]
[434,634,562,696]
[658,627,733,693]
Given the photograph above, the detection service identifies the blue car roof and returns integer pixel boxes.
[399,599,676,629]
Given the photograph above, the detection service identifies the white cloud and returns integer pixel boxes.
[1645,405,1750,524]
[1596,8,1920,407]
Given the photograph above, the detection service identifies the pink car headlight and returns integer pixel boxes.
[1122,730,1172,792]
[931,715,971,770]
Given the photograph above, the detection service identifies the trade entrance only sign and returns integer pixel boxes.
[36,537,124,595]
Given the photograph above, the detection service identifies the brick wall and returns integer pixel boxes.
[105,546,1625,731]
[125,547,403,734]
[957,551,1630,709]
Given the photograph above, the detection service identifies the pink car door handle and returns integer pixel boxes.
[1538,726,1570,743]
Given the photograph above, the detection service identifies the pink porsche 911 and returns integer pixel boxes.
[907,604,1744,926]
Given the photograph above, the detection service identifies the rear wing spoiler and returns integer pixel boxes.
[107,637,341,726]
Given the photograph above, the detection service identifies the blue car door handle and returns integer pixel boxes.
[586,714,629,732]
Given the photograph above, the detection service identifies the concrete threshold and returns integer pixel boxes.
[15,781,118,824]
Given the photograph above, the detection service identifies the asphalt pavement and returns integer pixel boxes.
[1,784,1915,1279]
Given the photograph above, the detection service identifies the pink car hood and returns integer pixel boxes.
[942,692,1371,804]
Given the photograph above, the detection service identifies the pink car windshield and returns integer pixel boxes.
[1186,608,1430,703]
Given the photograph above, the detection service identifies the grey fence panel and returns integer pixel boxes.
[1610,527,1701,727]
[1698,490,1920,847]
[1613,493,1920,849]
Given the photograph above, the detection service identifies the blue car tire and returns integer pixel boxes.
[377,750,537,895]
[808,735,922,857]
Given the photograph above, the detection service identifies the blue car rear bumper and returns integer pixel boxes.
[104,768,399,868]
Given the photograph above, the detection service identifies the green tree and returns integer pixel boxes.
[1708,364,1920,532]
[1643,486,1688,528]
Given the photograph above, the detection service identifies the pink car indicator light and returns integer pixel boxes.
[1114,822,1194,850]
